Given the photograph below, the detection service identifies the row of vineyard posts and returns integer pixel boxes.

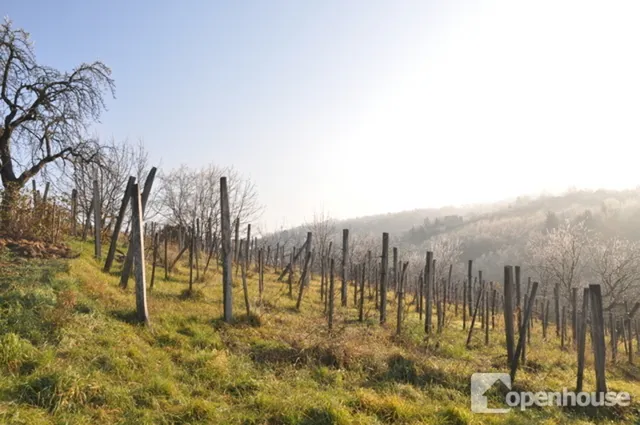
[32,167,637,396]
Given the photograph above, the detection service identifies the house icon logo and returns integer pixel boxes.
[470,373,511,413]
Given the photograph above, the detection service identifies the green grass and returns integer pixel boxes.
[0,240,639,424]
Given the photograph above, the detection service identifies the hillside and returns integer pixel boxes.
[0,240,639,424]
[266,188,640,282]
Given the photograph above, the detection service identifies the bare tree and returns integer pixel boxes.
[526,218,591,302]
[588,236,640,307]
[67,138,149,233]
[158,163,262,242]
[0,18,114,222]
[306,209,336,266]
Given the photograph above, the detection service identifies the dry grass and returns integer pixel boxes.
[0,239,638,424]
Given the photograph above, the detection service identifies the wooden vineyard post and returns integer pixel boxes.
[328,259,335,331]
[572,288,578,348]
[561,306,567,350]
[491,286,496,329]
[93,178,101,259]
[164,226,169,280]
[258,248,264,307]
[425,251,433,334]
[380,233,389,324]
[576,287,590,392]
[554,283,561,337]
[245,224,251,273]
[295,251,312,310]
[304,232,312,288]
[522,293,528,363]
[466,281,485,348]
[467,260,473,317]
[104,176,135,273]
[396,262,408,336]
[120,167,157,289]
[509,281,538,382]
[485,283,490,345]
[240,249,251,316]
[392,247,398,293]
[130,184,149,324]
[589,284,607,393]
[188,226,194,293]
[463,278,467,330]
[220,177,233,323]
[418,273,424,320]
[359,263,366,322]
[627,303,640,364]
[288,249,295,297]
[514,266,521,330]
[150,232,159,290]
[70,188,78,236]
[503,266,515,365]
[610,311,617,363]
[234,218,240,263]
[341,229,349,307]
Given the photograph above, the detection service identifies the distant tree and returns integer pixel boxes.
[588,236,640,307]
[306,209,336,263]
[545,211,559,231]
[0,18,114,223]
[526,218,591,302]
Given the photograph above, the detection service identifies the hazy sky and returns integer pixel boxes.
[5,1,640,231]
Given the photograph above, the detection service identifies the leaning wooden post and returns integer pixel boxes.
[295,251,312,310]
[503,266,516,365]
[589,284,607,393]
[380,232,389,324]
[341,229,349,307]
[220,177,233,323]
[509,281,539,382]
[120,167,157,289]
[104,176,135,273]
[466,281,485,347]
[130,184,149,324]
[93,179,102,259]
[514,266,521,330]
[576,287,590,392]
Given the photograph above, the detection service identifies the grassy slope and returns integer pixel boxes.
[0,241,639,425]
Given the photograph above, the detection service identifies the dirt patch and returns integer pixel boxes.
[0,238,77,259]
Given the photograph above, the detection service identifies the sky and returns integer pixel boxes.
[5,0,640,232]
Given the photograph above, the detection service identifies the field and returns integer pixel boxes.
[0,240,638,425]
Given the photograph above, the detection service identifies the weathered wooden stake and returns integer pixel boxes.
[130,184,149,324]
[380,233,389,324]
[220,177,233,323]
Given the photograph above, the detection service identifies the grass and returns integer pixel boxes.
[0,239,639,424]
